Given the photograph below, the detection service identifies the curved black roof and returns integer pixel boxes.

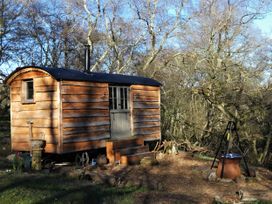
[5,66,161,86]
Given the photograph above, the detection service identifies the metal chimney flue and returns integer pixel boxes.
[85,44,90,72]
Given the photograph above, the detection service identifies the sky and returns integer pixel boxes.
[254,12,272,38]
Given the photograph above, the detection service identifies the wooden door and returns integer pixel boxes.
[109,86,131,139]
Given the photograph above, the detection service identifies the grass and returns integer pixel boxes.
[0,172,145,204]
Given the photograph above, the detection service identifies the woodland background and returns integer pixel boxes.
[0,0,272,166]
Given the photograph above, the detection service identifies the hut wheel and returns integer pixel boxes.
[75,152,90,167]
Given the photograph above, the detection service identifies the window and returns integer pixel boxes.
[23,79,34,103]
[109,86,129,110]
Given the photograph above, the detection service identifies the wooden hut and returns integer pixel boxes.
[5,66,161,163]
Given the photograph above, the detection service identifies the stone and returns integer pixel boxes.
[219,178,234,183]
[213,195,224,204]
[6,154,16,161]
[97,155,108,166]
[207,171,217,182]
[140,157,157,167]
[108,176,116,186]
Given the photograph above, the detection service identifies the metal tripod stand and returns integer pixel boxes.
[211,121,251,178]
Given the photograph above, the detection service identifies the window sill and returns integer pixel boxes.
[22,100,36,104]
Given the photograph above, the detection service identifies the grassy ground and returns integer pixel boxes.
[0,172,144,204]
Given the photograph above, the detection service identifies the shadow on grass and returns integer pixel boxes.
[0,173,141,204]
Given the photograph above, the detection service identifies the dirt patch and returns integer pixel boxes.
[0,148,271,203]
[54,152,272,203]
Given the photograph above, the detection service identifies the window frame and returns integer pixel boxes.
[22,79,35,104]
[109,86,130,112]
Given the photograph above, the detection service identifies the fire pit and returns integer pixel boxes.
[216,153,242,180]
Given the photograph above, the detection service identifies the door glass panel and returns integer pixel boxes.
[124,88,128,109]
[109,87,113,110]
[120,87,124,109]
[113,87,117,109]
[109,86,129,111]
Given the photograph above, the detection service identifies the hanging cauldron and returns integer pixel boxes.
[216,153,242,180]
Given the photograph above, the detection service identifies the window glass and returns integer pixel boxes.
[24,79,34,102]
[109,86,129,110]
[109,87,113,109]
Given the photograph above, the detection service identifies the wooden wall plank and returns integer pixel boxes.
[62,102,109,110]
[12,71,49,80]
[12,134,58,144]
[136,132,161,141]
[63,121,110,128]
[35,85,57,92]
[12,101,58,111]
[131,85,159,91]
[133,102,160,109]
[134,121,160,128]
[35,77,57,86]
[12,119,58,128]
[62,81,108,87]
[62,94,108,103]
[63,109,109,118]
[62,86,108,94]
[12,142,58,153]
[63,117,109,123]
[63,125,110,135]
[12,110,58,119]
[62,140,106,153]
[12,127,58,135]
[132,90,159,98]
[35,92,58,101]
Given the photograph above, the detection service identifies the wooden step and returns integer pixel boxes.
[106,137,144,163]
[109,137,144,149]
[114,145,149,161]
[121,151,155,165]
[119,145,149,155]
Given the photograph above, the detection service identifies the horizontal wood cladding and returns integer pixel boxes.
[12,101,58,111]
[12,127,58,144]
[11,76,56,88]
[61,81,110,153]
[62,81,108,87]
[132,90,159,98]
[133,109,160,116]
[12,118,58,128]
[133,101,160,109]
[9,70,60,153]
[62,102,109,110]
[12,110,59,119]
[10,84,57,94]
[63,132,110,143]
[12,134,58,144]
[10,70,50,82]
[63,140,106,153]
[63,125,110,135]
[63,121,110,128]
[62,86,108,95]
[134,121,160,128]
[131,85,160,91]
[12,142,58,153]
[12,127,58,136]
[136,132,161,141]
[62,94,108,103]
[131,84,161,141]
[63,109,109,118]
[63,117,109,124]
